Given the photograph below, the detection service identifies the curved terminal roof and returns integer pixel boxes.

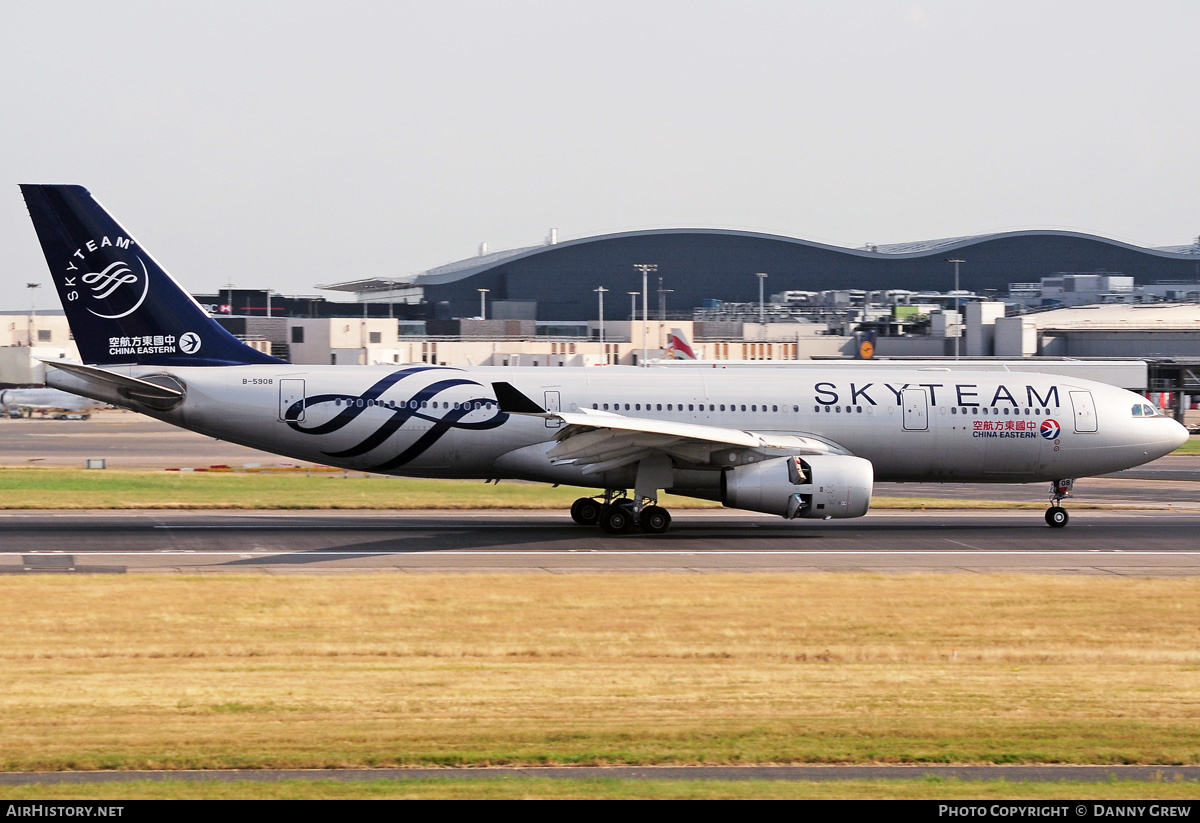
[318,228,1200,321]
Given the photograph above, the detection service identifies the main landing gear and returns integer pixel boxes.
[1045,478,1074,528]
[570,492,672,535]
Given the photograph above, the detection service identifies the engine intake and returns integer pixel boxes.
[721,454,873,519]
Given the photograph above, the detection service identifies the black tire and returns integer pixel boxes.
[1045,506,1069,528]
[600,504,633,534]
[639,505,672,534]
[570,497,602,526]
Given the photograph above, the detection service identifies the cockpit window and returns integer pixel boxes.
[1133,403,1158,417]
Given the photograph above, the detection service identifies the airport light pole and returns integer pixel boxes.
[594,286,608,354]
[26,283,39,346]
[477,288,489,320]
[657,276,673,321]
[945,258,965,359]
[756,272,768,325]
[634,264,657,366]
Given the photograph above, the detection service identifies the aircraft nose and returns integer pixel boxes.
[1169,417,1191,451]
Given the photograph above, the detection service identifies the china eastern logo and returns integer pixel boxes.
[178,331,202,355]
[1040,418,1062,440]
[61,236,149,320]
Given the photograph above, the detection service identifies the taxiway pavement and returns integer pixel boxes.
[3,509,1200,575]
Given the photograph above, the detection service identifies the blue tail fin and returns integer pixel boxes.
[20,185,282,367]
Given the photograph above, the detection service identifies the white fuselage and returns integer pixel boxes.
[47,363,1187,498]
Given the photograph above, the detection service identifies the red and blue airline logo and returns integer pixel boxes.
[1040,418,1062,440]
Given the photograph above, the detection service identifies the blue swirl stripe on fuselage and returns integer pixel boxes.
[284,367,509,470]
[284,366,443,434]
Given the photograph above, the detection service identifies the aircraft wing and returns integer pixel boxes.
[492,381,848,475]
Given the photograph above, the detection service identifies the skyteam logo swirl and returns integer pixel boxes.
[82,256,150,319]
[284,366,508,471]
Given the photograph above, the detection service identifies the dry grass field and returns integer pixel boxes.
[1,573,1198,772]
[4,777,1200,801]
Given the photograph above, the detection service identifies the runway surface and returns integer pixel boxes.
[4,508,1200,575]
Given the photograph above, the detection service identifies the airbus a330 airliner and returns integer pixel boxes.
[19,185,1189,533]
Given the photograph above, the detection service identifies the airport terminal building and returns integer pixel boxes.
[320,229,1200,322]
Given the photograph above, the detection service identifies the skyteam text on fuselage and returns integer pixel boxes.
[19,185,1189,532]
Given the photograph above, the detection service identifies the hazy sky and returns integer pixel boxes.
[3,1,1197,311]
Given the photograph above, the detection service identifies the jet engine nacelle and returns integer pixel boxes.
[721,454,873,519]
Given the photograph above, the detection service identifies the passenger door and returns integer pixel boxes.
[1070,390,1097,432]
[902,388,928,432]
[279,379,305,422]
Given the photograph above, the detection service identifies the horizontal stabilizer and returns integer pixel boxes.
[42,360,184,401]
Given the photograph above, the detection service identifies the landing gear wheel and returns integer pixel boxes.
[1045,506,1069,528]
[639,505,672,534]
[600,503,635,534]
[570,497,602,526]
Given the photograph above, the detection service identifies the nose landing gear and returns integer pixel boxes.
[1045,479,1074,528]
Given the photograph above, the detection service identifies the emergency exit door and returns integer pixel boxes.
[544,390,562,428]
